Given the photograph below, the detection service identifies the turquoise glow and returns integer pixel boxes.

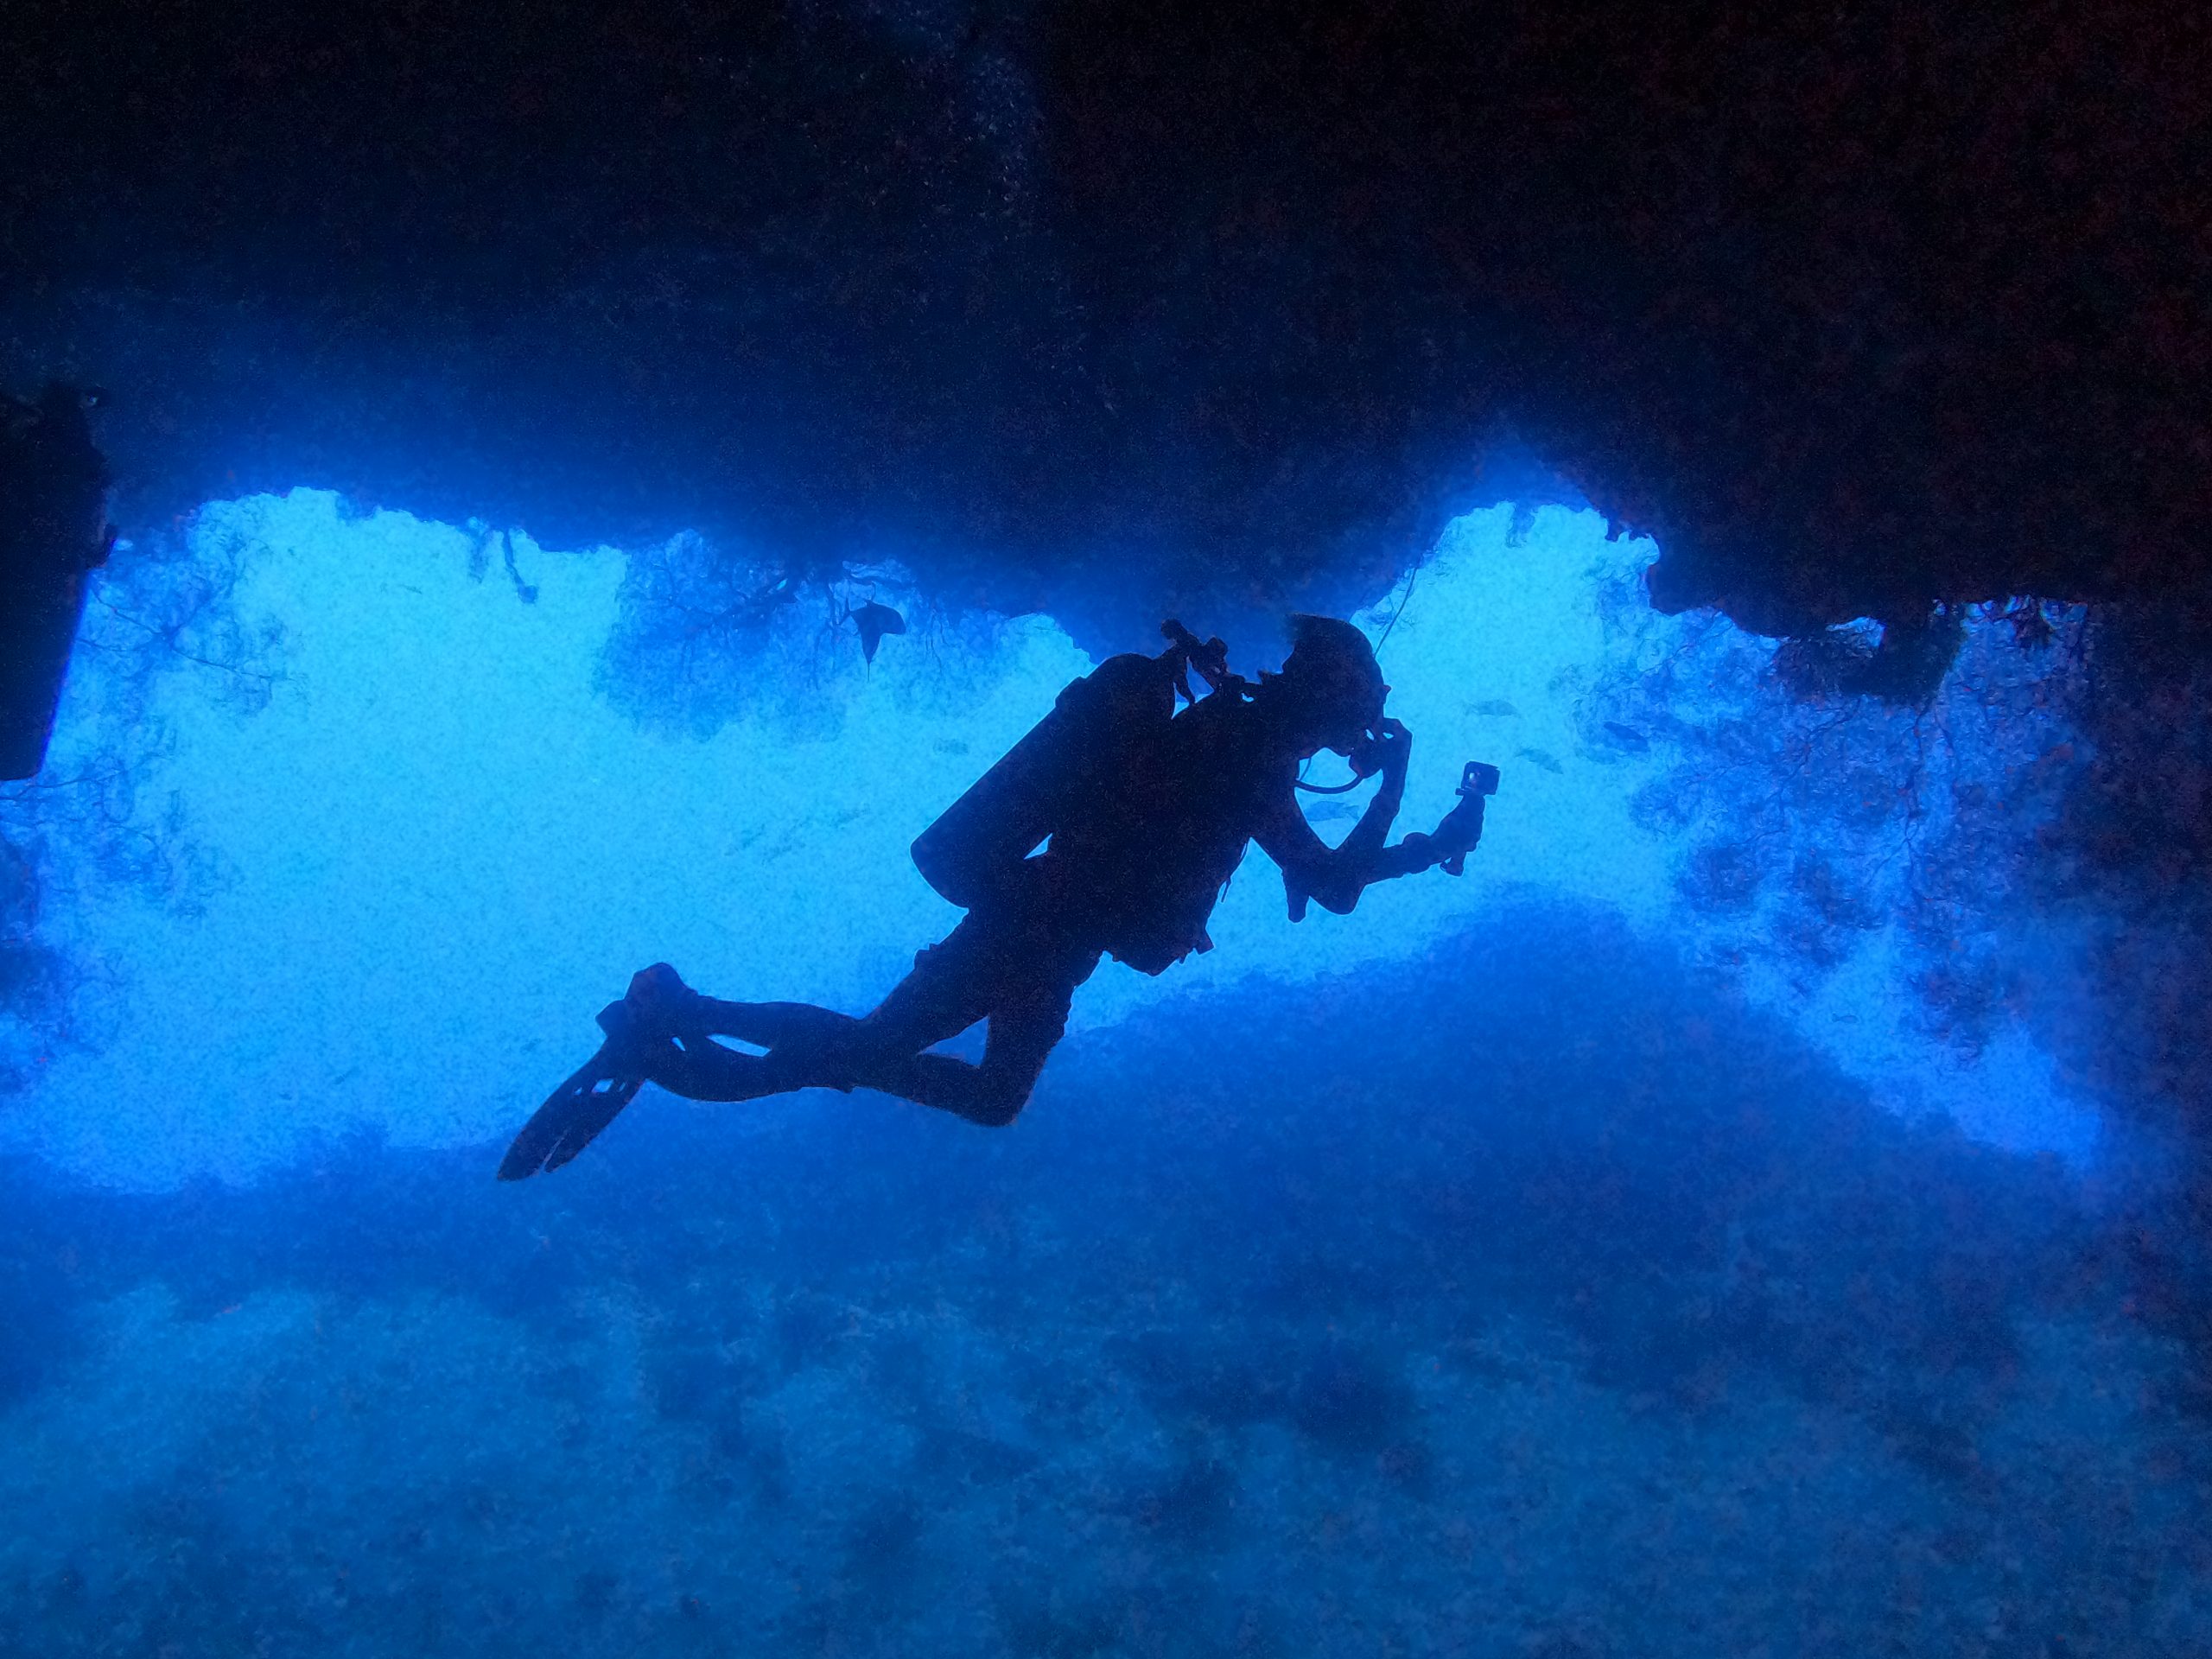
[0,490,2196,1659]
[6,491,2096,1184]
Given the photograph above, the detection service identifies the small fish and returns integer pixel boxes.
[1602,721,1649,752]
[1471,699,1520,717]
[1516,746,1564,773]
[849,600,907,664]
[1302,799,1361,823]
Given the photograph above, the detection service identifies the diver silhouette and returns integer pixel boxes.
[499,616,1492,1179]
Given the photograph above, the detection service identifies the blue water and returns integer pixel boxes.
[1,496,2202,1655]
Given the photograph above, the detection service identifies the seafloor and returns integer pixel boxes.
[3,912,2203,1657]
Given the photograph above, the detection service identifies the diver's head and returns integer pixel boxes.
[1268,614,1389,755]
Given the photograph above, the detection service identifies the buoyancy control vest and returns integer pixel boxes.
[910,644,1188,913]
[911,618,1249,894]
[1050,684,1279,975]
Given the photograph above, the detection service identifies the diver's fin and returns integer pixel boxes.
[498,1041,646,1180]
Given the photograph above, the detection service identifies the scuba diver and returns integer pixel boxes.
[499,614,1494,1179]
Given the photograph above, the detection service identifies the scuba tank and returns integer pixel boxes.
[911,621,1229,910]
[1,385,112,782]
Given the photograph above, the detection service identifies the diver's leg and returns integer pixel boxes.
[612,950,980,1103]
[844,968,1081,1127]
[618,963,863,1058]
[612,914,1080,1122]
[693,999,864,1052]
[601,966,860,1102]
[638,1033,823,1103]
[501,969,868,1179]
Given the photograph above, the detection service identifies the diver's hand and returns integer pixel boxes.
[1431,791,1484,873]
[1359,717,1411,786]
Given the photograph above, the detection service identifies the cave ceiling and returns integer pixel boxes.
[3,0,2205,646]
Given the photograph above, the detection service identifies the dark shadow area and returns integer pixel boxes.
[3,3,2203,646]
[2037,595,2212,1401]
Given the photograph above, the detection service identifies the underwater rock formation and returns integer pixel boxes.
[0,0,2202,645]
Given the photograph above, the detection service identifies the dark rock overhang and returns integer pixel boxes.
[2,0,2204,646]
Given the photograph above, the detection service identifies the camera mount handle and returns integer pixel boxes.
[1439,760,1500,875]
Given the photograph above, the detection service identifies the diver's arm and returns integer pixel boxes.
[1257,726,1434,917]
[1256,796,1443,917]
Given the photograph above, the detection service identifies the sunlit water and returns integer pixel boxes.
[0,493,2200,1656]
